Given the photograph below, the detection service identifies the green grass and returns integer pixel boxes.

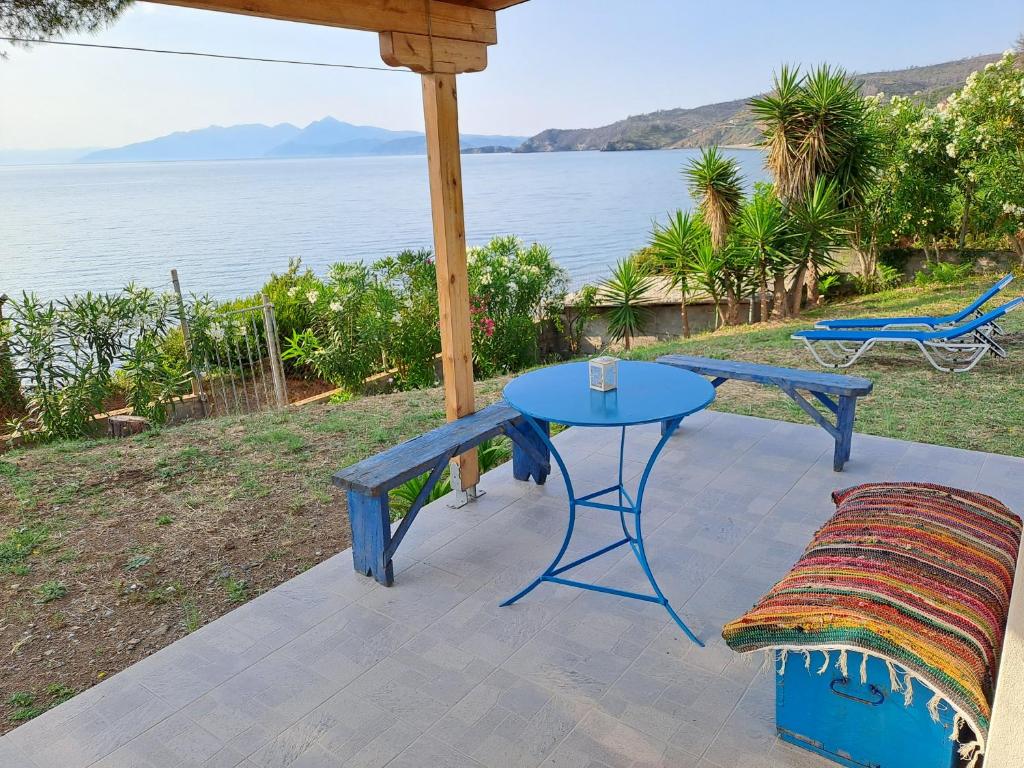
[221,577,250,603]
[625,277,1024,456]
[180,599,202,633]
[35,580,67,604]
[0,525,49,574]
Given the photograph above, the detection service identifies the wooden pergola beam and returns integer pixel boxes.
[148,0,497,43]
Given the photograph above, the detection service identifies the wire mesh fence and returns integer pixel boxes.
[188,295,289,418]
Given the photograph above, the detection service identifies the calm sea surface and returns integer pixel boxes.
[1,149,767,300]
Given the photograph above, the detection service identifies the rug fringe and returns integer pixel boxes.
[817,650,830,675]
[762,645,985,761]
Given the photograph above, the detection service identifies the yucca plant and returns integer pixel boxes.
[735,186,790,320]
[786,177,848,313]
[599,259,655,351]
[649,210,706,337]
[684,147,745,253]
[685,236,727,329]
[750,65,804,203]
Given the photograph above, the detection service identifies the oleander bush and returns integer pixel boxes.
[282,237,568,390]
[3,286,190,440]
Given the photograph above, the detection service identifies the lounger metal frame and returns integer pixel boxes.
[814,274,1014,335]
[795,298,1022,373]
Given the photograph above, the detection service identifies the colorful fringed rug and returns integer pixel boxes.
[723,482,1020,765]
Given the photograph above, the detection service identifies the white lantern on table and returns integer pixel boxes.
[589,356,619,391]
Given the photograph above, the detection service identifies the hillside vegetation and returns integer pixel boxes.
[519,53,1001,152]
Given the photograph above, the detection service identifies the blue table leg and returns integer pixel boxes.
[500,415,703,647]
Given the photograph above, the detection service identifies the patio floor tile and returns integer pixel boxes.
[3,411,1021,767]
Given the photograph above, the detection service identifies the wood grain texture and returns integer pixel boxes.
[422,72,479,487]
[657,354,873,396]
[379,31,487,73]
[333,402,520,494]
[657,355,872,471]
[146,0,498,44]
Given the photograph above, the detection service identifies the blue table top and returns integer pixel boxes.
[503,361,716,427]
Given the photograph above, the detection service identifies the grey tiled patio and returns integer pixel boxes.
[3,411,1021,768]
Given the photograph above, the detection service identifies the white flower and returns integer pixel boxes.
[287,286,298,298]
[209,324,225,341]
[945,142,957,158]
[329,301,343,312]
[306,290,319,305]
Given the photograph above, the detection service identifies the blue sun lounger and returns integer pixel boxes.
[815,274,1014,334]
[794,297,1023,372]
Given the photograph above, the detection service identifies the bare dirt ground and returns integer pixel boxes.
[0,379,505,731]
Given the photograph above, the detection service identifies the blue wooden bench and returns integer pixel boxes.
[656,355,873,471]
[332,402,551,586]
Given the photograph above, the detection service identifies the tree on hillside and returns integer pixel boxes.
[1,1,132,54]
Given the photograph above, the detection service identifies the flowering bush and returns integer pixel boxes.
[281,238,567,389]
[940,52,1024,258]
[467,236,567,377]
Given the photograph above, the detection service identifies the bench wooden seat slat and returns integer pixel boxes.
[657,355,872,472]
[657,354,872,396]
[333,402,522,496]
[333,401,550,586]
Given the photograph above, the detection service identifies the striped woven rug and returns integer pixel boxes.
[722,482,1020,763]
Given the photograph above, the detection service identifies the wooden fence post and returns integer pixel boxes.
[170,269,206,416]
[261,294,288,408]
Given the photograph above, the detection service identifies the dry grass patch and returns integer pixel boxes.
[0,379,506,732]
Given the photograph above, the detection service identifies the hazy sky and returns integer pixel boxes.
[2,0,1022,150]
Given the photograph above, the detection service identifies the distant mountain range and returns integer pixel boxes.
[518,53,1002,153]
[72,117,527,164]
[3,53,1003,165]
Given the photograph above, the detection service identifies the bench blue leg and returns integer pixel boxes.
[834,396,857,472]
[512,418,550,484]
[348,491,394,586]
[660,417,682,437]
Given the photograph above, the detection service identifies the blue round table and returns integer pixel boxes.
[502,361,716,645]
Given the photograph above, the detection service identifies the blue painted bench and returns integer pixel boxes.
[332,402,550,586]
[656,355,873,471]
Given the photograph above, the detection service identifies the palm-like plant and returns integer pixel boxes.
[786,177,847,313]
[735,186,790,320]
[750,65,804,203]
[599,259,655,351]
[649,210,705,337]
[685,235,727,329]
[752,65,872,208]
[684,147,745,253]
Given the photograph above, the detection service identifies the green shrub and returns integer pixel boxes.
[468,236,568,377]
[914,261,974,286]
[3,287,191,441]
[0,311,25,421]
[282,238,567,389]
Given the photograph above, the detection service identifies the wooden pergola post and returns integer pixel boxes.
[421,72,480,494]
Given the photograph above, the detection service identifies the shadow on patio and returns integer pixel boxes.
[1,412,1020,768]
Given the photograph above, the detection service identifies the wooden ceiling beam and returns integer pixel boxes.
[379,31,486,74]
[146,0,497,44]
